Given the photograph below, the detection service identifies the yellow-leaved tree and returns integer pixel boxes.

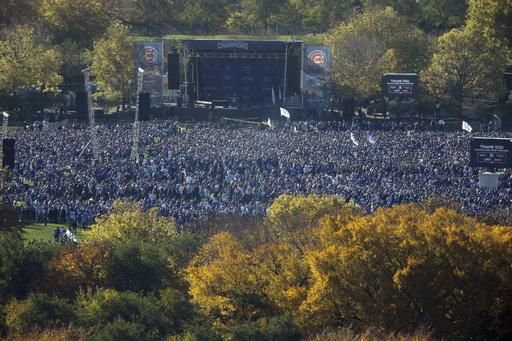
[258,194,360,320]
[86,201,176,244]
[0,25,62,92]
[43,242,111,298]
[303,204,512,339]
[90,21,135,110]
[186,232,270,326]
[265,194,359,254]
[187,194,361,332]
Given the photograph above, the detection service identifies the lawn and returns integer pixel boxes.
[23,223,88,243]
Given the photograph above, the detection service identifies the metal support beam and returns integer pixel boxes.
[131,68,144,162]
[81,68,100,161]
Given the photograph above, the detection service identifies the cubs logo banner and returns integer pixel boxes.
[303,46,332,110]
[134,42,163,107]
[308,49,327,68]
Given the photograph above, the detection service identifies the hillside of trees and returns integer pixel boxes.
[0,0,511,118]
[1,195,511,339]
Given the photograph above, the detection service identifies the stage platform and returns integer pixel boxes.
[175,106,284,122]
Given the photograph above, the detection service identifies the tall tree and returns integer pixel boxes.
[39,0,110,47]
[466,0,512,48]
[128,0,176,35]
[363,0,423,23]
[327,7,431,99]
[90,23,136,110]
[291,0,358,33]
[420,0,467,31]
[186,232,271,325]
[85,201,176,244]
[0,25,62,93]
[363,0,467,31]
[421,28,509,112]
[181,0,232,34]
[0,0,39,30]
[238,0,288,33]
[304,205,512,339]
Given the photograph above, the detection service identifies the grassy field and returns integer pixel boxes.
[23,223,87,243]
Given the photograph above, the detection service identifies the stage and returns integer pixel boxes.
[132,38,333,119]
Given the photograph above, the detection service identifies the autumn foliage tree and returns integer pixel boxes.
[0,25,62,93]
[421,27,509,111]
[327,7,431,99]
[90,22,136,110]
[86,201,176,244]
[39,0,110,47]
[186,195,512,339]
[43,242,111,298]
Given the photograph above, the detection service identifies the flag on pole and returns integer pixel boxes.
[367,132,376,144]
[462,120,473,132]
[280,107,291,119]
[350,132,359,146]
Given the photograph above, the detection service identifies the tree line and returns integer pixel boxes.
[1,196,511,339]
[0,0,470,39]
[0,0,511,115]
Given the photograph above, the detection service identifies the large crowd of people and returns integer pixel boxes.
[2,119,512,226]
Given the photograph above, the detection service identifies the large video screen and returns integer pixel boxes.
[183,40,302,106]
[196,57,284,104]
[381,73,419,98]
[470,138,512,168]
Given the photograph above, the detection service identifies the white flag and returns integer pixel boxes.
[367,132,376,145]
[462,120,473,132]
[280,107,290,118]
[2,112,8,117]
[350,132,359,146]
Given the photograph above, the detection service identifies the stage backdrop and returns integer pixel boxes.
[183,40,294,106]
[303,46,332,111]
[134,41,164,107]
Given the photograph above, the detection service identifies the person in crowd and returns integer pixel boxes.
[2,119,511,227]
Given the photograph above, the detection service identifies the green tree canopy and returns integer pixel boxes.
[181,0,233,34]
[126,0,177,35]
[237,0,288,33]
[288,0,355,33]
[90,22,136,109]
[421,27,510,109]
[466,0,512,49]
[5,293,74,334]
[39,0,110,47]
[363,0,467,31]
[0,0,39,30]
[327,7,431,99]
[0,25,62,93]
[75,288,193,339]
